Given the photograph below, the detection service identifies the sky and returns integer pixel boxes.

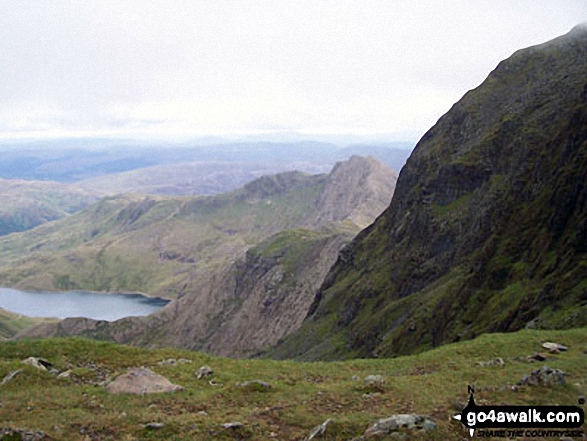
[0,1,585,143]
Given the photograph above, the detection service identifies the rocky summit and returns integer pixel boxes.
[269,25,587,360]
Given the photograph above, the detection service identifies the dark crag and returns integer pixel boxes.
[269,25,587,361]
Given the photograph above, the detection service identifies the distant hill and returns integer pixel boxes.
[0,140,411,195]
[268,25,587,361]
[0,179,100,236]
[8,157,397,356]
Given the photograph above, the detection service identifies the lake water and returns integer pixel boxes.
[0,287,170,321]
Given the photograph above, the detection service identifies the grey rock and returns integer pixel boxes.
[363,414,436,438]
[145,422,165,430]
[519,366,565,387]
[305,419,332,440]
[476,357,505,367]
[235,379,272,390]
[542,342,569,352]
[57,370,72,379]
[0,428,50,440]
[221,422,244,429]
[106,367,184,394]
[527,353,547,362]
[1,369,23,385]
[22,357,52,371]
[364,375,385,386]
[158,358,192,366]
[195,365,213,379]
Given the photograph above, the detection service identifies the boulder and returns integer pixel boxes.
[527,353,547,362]
[22,357,52,371]
[1,369,23,385]
[235,379,272,390]
[195,365,213,379]
[221,422,244,429]
[363,414,436,439]
[475,357,505,367]
[542,342,569,352]
[305,419,332,440]
[106,367,184,394]
[519,366,565,387]
[364,375,385,386]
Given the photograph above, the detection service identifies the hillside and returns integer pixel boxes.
[1,328,585,440]
[4,157,397,355]
[0,179,99,236]
[268,25,587,360]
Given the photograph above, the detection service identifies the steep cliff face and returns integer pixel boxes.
[269,25,587,360]
[16,156,397,356]
[312,156,397,229]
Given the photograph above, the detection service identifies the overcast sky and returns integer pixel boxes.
[0,1,585,142]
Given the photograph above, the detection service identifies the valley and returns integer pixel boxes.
[1,156,397,357]
[0,20,586,441]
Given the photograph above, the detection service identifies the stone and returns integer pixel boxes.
[195,365,213,379]
[542,342,568,352]
[221,422,244,429]
[235,379,272,390]
[363,414,436,438]
[57,370,72,379]
[0,428,50,440]
[364,375,385,386]
[519,366,565,387]
[145,422,165,430]
[106,367,184,394]
[475,357,505,367]
[22,357,52,371]
[305,419,332,440]
[1,369,23,385]
[527,353,547,362]
[157,358,192,366]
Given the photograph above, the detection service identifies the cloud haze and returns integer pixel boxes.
[0,1,585,140]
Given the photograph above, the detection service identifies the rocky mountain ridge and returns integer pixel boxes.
[268,25,587,360]
[11,156,397,356]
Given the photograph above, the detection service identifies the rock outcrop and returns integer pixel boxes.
[105,368,183,394]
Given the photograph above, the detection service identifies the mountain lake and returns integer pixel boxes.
[0,287,170,321]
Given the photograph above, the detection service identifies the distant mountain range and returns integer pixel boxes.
[0,140,412,185]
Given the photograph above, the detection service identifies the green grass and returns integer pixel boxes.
[0,308,58,340]
[1,328,585,440]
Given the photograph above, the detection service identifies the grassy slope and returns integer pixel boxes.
[0,179,99,236]
[0,308,58,340]
[0,329,585,440]
[0,173,328,298]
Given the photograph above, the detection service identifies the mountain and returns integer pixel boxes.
[8,157,397,355]
[77,161,333,196]
[268,25,587,360]
[0,179,100,236]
